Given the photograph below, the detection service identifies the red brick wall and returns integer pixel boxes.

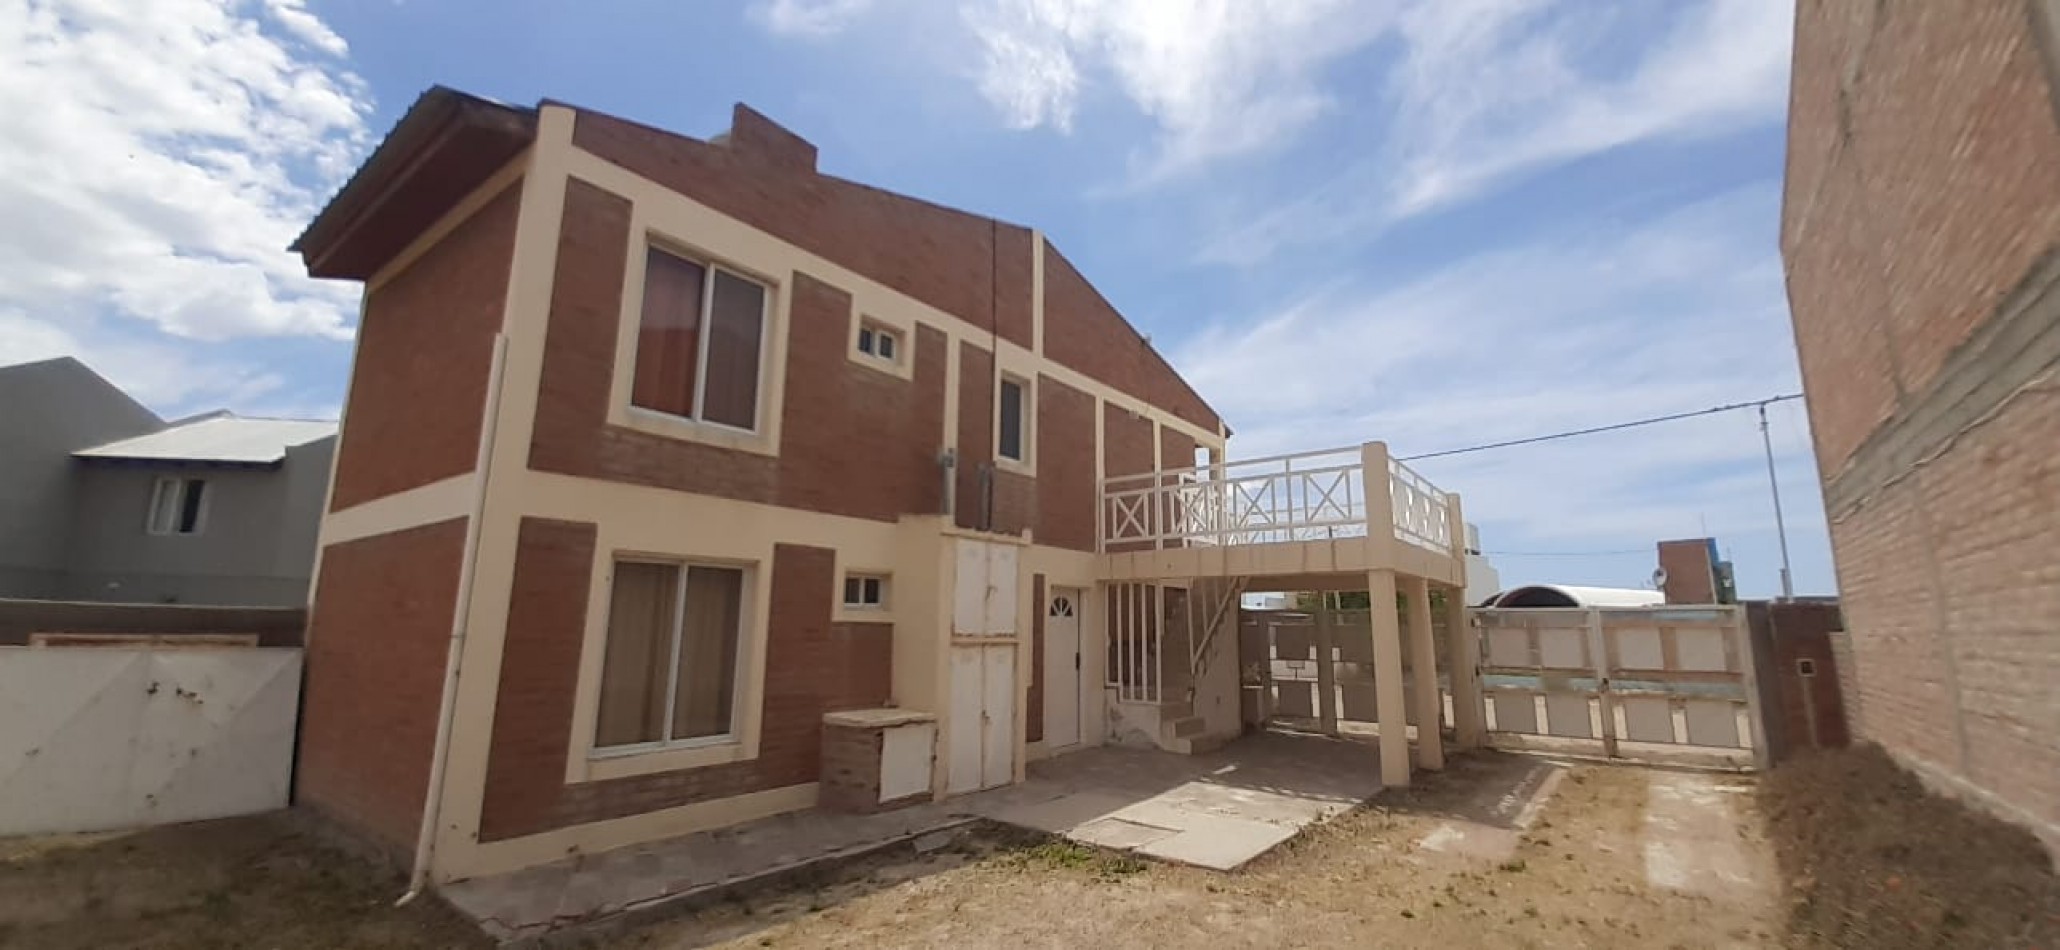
[529,178,951,523]
[572,110,1033,349]
[1657,539,1718,605]
[1750,601,1852,761]
[1102,403,1156,554]
[1784,0,2060,475]
[1044,241,1219,434]
[478,538,891,841]
[331,184,520,511]
[1784,0,2060,850]
[1036,376,1096,552]
[298,518,468,855]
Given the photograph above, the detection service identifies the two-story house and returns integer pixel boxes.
[292,88,1471,887]
[0,357,335,607]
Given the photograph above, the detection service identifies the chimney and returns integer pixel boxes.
[723,103,817,173]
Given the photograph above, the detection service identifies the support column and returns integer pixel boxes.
[1444,583,1485,749]
[1403,575,1444,771]
[1368,569,1410,787]
[1315,594,1339,737]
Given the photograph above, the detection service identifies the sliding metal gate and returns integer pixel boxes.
[1472,606,1769,769]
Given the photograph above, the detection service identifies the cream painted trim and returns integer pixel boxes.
[605,226,788,458]
[1030,229,1046,356]
[427,104,576,883]
[318,474,476,547]
[560,146,1222,453]
[848,313,916,381]
[365,151,534,296]
[562,529,770,785]
[447,783,820,883]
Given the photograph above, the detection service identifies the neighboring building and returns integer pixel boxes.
[1783,0,2060,854]
[0,358,335,607]
[290,88,1469,886]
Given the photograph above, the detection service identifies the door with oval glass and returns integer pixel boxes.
[1043,588,1082,748]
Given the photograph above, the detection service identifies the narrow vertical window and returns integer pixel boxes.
[700,271,766,430]
[630,248,706,419]
[998,377,1025,462]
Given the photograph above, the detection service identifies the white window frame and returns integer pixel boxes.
[996,372,1033,468]
[842,573,889,610]
[145,476,209,536]
[627,243,773,437]
[855,320,903,365]
[590,557,752,758]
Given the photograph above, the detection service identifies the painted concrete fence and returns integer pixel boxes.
[0,646,302,836]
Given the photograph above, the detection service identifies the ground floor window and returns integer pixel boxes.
[594,560,745,750]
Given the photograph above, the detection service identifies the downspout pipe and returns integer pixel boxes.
[398,332,509,905]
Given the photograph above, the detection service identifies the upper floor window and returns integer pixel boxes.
[842,573,888,609]
[997,375,1027,462]
[856,321,901,365]
[146,477,207,536]
[630,246,767,432]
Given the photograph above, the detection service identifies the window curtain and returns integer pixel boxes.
[672,566,743,740]
[700,271,764,429]
[595,562,679,747]
[631,249,706,418]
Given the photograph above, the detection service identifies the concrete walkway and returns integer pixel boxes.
[441,731,1388,942]
[965,730,1384,870]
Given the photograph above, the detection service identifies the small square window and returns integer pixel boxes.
[856,321,903,365]
[842,574,888,609]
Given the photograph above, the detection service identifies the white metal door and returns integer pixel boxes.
[946,646,985,794]
[981,644,1015,787]
[984,545,1019,635]
[953,540,988,636]
[1044,589,1082,748]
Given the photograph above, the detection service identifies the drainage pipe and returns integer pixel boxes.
[398,332,508,905]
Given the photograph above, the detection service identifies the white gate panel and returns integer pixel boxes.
[946,646,985,794]
[1544,694,1594,738]
[0,647,301,836]
[953,540,989,635]
[1621,696,1675,742]
[981,645,1015,788]
[984,545,1019,636]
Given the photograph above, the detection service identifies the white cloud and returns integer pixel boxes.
[0,0,372,342]
[964,0,1397,178]
[1169,184,1833,594]
[1203,0,1793,261]
[750,0,879,38]
[0,309,285,411]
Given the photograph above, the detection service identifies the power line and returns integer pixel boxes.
[1397,393,1804,462]
[1480,549,1651,558]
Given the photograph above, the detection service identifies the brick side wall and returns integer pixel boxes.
[1749,600,1851,762]
[298,518,468,855]
[1657,539,1718,605]
[571,111,1032,348]
[1035,376,1096,552]
[1784,0,2060,851]
[479,539,890,841]
[331,184,520,511]
[952,341,1036,535]
[1043,241,1219,434]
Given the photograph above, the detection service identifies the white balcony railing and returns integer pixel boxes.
[1099,444,1454,555]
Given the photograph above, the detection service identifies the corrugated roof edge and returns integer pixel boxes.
[291,86,537,259]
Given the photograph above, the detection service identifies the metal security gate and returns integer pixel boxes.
[1472,606,1768,769]
[1241,602,1452,735]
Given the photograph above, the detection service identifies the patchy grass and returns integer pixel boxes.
[0,812,486,950]
[1761,744,2060,950]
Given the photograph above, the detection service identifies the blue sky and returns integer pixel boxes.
[0,0,1829,597]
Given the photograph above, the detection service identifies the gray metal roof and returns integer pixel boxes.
[75,413,336,464]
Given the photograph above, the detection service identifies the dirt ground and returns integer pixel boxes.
[1760,745,2060,950]
[0,815,487,950]
[615,753,1783,950]
[5,748,2052,949]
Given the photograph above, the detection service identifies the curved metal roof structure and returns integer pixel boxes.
[1481,585,1665,608]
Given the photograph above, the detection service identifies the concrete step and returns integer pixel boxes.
[1165,732,1233,756]
[1169,716,1207,738]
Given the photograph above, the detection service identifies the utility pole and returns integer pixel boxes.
[1758,402,1796,600]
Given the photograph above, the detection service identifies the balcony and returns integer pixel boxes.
[1096,442,1466,588]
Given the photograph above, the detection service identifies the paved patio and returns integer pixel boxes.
[442,730,1389,943]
